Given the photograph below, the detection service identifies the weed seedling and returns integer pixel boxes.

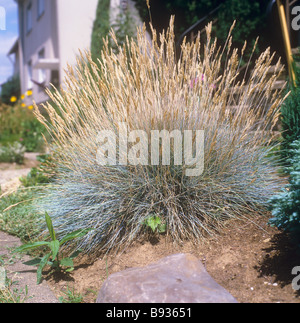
[14,212,92,284]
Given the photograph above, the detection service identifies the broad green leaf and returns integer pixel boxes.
[14,241,50,253]
[60,257,74,268]
[37,253,51,284]
[145,216,161,232]
[23,258,42,266]
[49,240,60,261]
[45,212,56,241]
[59,228,93,245]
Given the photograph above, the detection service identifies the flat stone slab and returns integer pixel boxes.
[97,253,238,303]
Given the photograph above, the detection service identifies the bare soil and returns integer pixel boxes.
[45,214,300,303]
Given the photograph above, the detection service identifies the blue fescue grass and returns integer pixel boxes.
[33,18,287,255]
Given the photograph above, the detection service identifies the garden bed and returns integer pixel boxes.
[1,16,299,303]
[1,160,299,303]
[45,214,300,303]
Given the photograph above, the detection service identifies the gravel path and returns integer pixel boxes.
[0,168,32,186]
[0,153,40,193]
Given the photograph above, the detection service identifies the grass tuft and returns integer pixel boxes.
[34,17,287,254]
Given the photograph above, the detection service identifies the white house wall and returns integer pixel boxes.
[55,0,98,86]
[17,0,144,104]
[19,0,59,104]
[18,0,97,104]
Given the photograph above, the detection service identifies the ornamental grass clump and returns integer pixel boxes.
[34,17,287,254]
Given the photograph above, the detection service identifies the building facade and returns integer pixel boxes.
[9,0,98,104]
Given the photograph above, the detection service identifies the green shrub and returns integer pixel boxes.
[0,187,42,242]
[91,0,138,60]
[280,63,300,165]
[133,0,268,48]
[91,0,111,61]
[0,103,46,152]
[19,119,45,152]
[0,142,25,164]
[269,140,300,246]
[35,18,285,254]
[0,75,20,105]
[20,154,55,187]
[20,167,50,187]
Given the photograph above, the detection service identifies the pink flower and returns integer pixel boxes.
[190,74,216,89]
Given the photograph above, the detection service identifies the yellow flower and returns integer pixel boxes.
[10,96,17,103]
[26,90,33,96]
[21,94,25,100]
[28,105,34,110]
[21,103,26,108]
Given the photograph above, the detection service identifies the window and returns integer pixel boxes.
[27,61,33,89]
[26,3,32,33]
[51,70,60,89]
[37,0,45,19]
[38,48,46,84]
